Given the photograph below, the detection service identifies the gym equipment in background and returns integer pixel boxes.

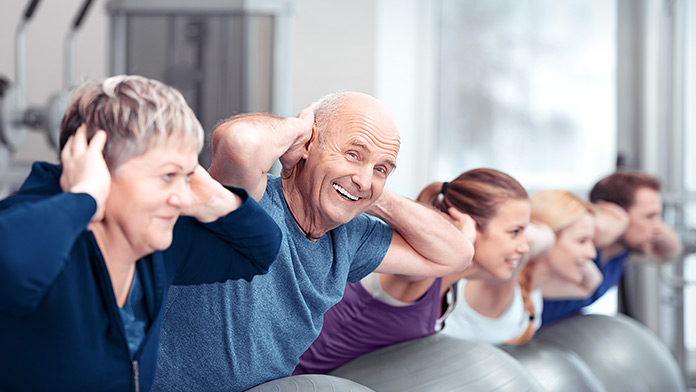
[44,0,95,149]
[0,0,95,199]
[0,0,41,153]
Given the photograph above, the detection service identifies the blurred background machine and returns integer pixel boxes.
[107,0,294,167]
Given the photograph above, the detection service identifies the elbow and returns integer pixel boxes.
[451,239,475,274]
[210,125,259,184]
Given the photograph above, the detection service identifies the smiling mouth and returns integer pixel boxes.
[333,183,360,201]
[505,259,519,268]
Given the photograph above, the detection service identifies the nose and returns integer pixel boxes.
[518,238,530,254]
[351,164,373,191]
[168,179,194,209]
[585,243,597,261]
[652,221,663,237]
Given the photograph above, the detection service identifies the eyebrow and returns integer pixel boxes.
[349,141,397,170]
[159,162,197,173]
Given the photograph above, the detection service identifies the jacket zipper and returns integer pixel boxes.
[132,360,140,392]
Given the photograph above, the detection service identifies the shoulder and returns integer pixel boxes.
[340,213,391,237]
[1,162,62,207]
[259,174,284,211]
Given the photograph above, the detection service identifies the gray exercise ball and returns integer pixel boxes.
[534,314,686,392]
[330,333,543,392]
[502,340,607,392]
[245,374,374,392]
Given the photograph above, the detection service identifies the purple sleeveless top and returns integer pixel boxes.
[294,277,443,375]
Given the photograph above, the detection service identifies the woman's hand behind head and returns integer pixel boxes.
[60,125,111,221]
[181,166,242,223]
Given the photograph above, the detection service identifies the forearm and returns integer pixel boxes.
[542,263,603,299]
[648,224,683,262]
[526,222,555,258]
[172,190,282,285]
[593,202,629,247]
[371,189,474,277]
[209,113,300,199]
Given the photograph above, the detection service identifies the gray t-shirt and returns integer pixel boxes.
[153,175,392,391]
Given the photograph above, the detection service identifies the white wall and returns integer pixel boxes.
[1,0,428,198]
[374,0,438,198]
[290,0,376,113]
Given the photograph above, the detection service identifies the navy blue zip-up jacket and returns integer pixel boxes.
[0,162,282,392]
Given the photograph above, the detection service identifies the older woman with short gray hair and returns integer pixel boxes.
[0,75,282,392]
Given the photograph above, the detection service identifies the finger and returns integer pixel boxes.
[71,124,89,155]
[88,130,108,154]
[447,207,468,222]
[297,101,317,119]
[61,135,73,162]
[189,165,210,187]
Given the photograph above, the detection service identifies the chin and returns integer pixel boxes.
[150,236,174,252]
[568,273,584,285]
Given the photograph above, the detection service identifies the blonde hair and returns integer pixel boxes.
[531,190,595,233]
[506,190,595,345]
[59,75,204,171]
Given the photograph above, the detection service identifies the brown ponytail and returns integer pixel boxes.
[417,168,528,231]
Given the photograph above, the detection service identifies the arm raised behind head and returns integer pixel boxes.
[371,188,476,278]
[593,201,630,248]
[634,223,683,263]
[542,262,604,299]
[209,104,315,201]
[523,222,555,263]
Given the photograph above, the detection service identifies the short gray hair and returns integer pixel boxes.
[313,92,348,147]
[59,75,204,171]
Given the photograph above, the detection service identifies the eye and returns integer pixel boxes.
[375,166,387,174]
[347,151,358,159]
[162,173,175,182]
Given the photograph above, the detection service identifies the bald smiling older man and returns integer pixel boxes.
[152,92,476,392]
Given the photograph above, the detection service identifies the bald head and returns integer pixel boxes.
[314,92,400,150]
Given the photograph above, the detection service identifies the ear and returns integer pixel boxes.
[301,122,317,159]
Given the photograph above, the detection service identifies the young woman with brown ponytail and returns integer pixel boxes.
[445,190,626,345]
[295,168,547,375]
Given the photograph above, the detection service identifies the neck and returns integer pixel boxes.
[282,177,331,240]
[464,278,516,318]
[601,242,626,262]
[528,256,553,291]
[89,221,141,306]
